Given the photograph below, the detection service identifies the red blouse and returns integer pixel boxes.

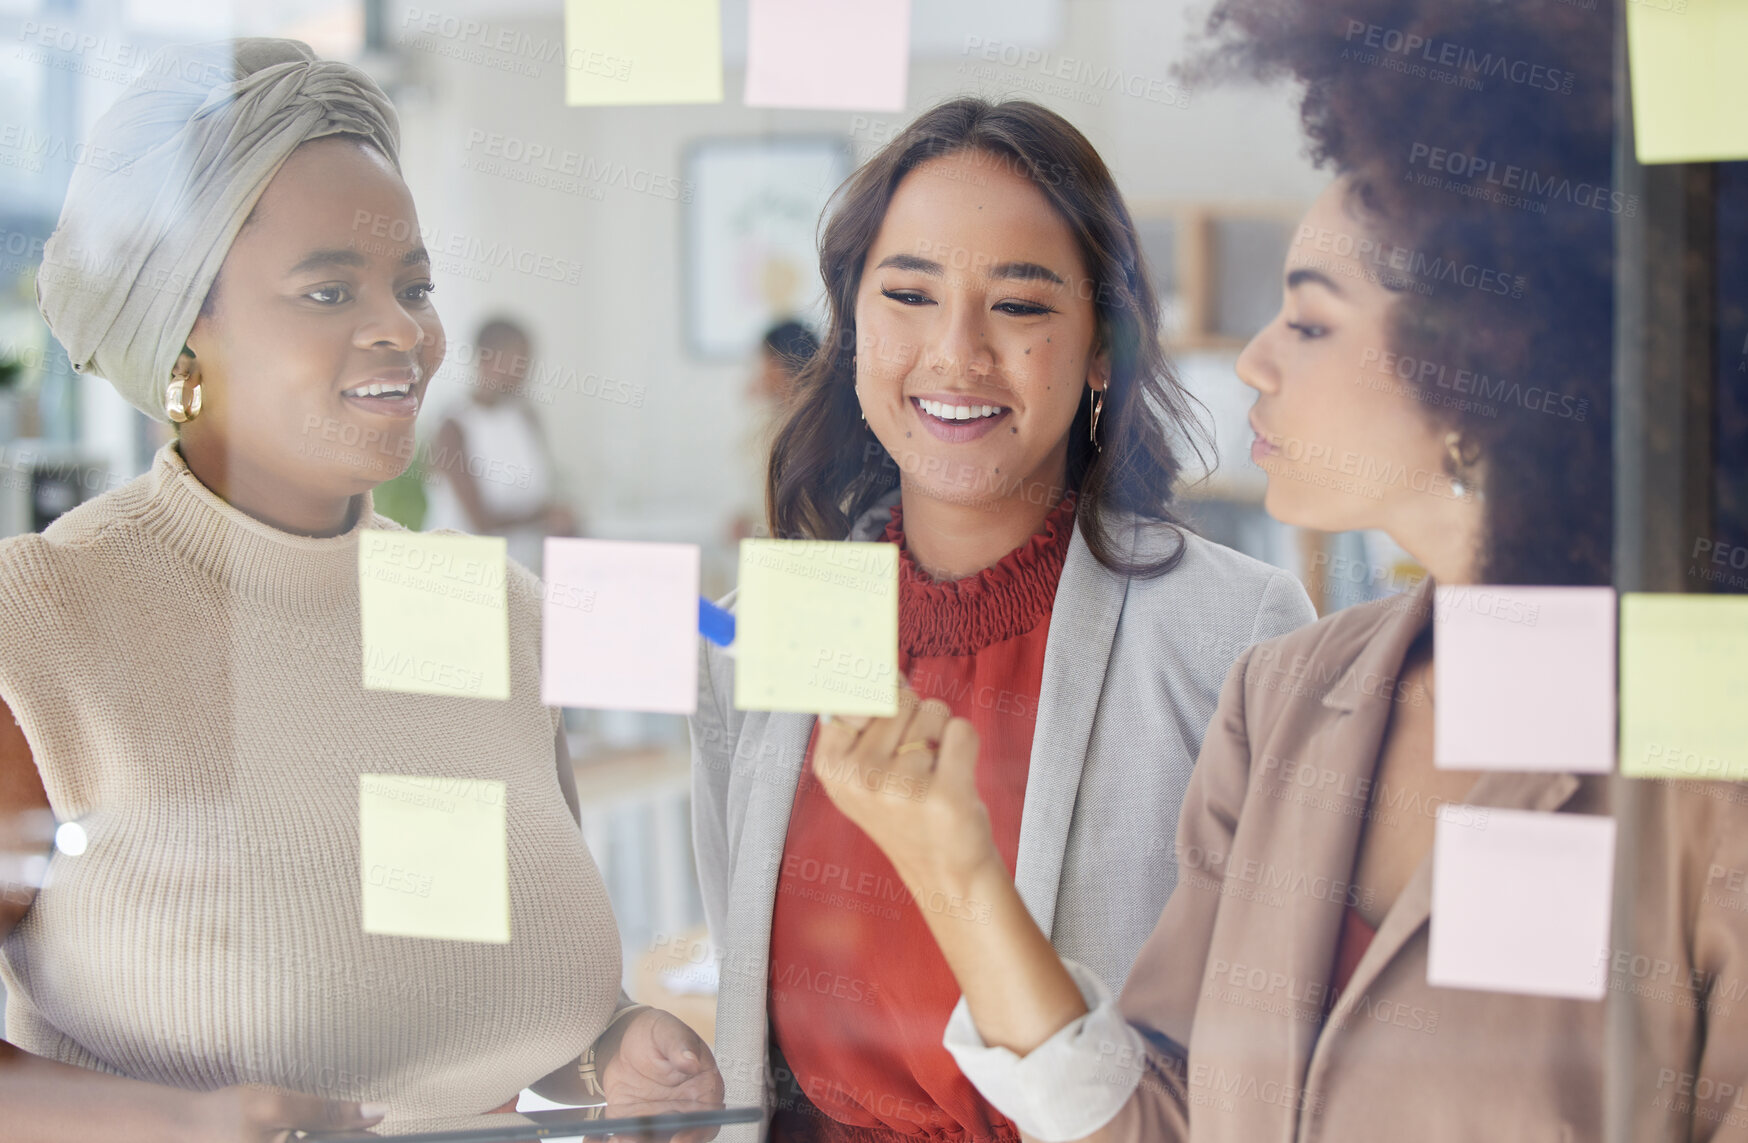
[1329,906,1379,1001]
[767,494,1077,1143]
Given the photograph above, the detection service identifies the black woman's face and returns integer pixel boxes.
[184,136,445,501]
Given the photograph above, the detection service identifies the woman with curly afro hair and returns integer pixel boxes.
[803,1,1748,1140]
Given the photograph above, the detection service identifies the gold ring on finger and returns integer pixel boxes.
[894,739,937,757]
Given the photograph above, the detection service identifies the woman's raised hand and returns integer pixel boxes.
[811,676,1003,898]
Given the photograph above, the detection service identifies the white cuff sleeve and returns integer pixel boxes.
[941,959,1144,1143]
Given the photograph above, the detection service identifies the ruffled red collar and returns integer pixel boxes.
[882,493,1077,658]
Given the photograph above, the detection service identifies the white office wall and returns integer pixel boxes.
[380,0,1327,548]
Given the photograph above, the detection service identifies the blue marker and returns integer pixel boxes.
[698,597,736,649]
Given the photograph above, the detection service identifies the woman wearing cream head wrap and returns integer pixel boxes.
[0,39,721,1143]
[36,38,400,425]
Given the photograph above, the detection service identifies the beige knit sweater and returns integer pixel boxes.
[0,443,621,1119]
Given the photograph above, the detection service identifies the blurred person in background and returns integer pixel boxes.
[809,2,1748,1141]
[425,316,577,572]
[0,39,717,1143]
[731,319,818,541]
[753,320,819,408]
[691,98,1315,1143]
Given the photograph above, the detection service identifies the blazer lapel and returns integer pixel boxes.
[720,492,894,1027]
[726,710,817,945]
[1012,515,1129,938]
[1316,577,1586,1033]
[714,707,816,1096]
[1274,581,1434,1097]
[1328,766,1584,1023]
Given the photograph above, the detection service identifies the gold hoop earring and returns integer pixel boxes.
[1089,389,1105,452]
[166,375,202,423]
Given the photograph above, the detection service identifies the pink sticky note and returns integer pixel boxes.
[1428,806,1615,1000]
[744,0,910,112]
[541,539,700,714]
[1433,585,1616,772]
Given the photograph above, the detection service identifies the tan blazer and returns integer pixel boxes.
[1110,578,1748,1142]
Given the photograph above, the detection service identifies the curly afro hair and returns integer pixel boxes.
[1190,0,1617,585]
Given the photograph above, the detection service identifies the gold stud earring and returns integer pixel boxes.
[1089,389,1105,452]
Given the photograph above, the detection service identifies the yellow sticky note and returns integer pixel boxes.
[735,539,898,716]
[565,0,724,106]
[1627,0,1748,163]
[359,774,509,944]
[1620,594,1748,778]
[359,530,510,700]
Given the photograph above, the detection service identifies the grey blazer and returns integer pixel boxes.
[688,492,1316,1116]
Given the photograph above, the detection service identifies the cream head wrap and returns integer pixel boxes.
[36,38,400,422]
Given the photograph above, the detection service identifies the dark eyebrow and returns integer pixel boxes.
[990,261,1064,286]
[287,248,368,275]
[287,246,431,275]
[875,253,942,275]
[874,253,1065,286]
[1286,267,1344,296]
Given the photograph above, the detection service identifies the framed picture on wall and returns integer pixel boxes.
[682,136,853,361]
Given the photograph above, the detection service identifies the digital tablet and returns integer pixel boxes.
[301,1104,762,1143]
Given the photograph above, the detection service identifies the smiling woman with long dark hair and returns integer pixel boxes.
[691,98,1315,1142]
[803,3,1748,1141]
